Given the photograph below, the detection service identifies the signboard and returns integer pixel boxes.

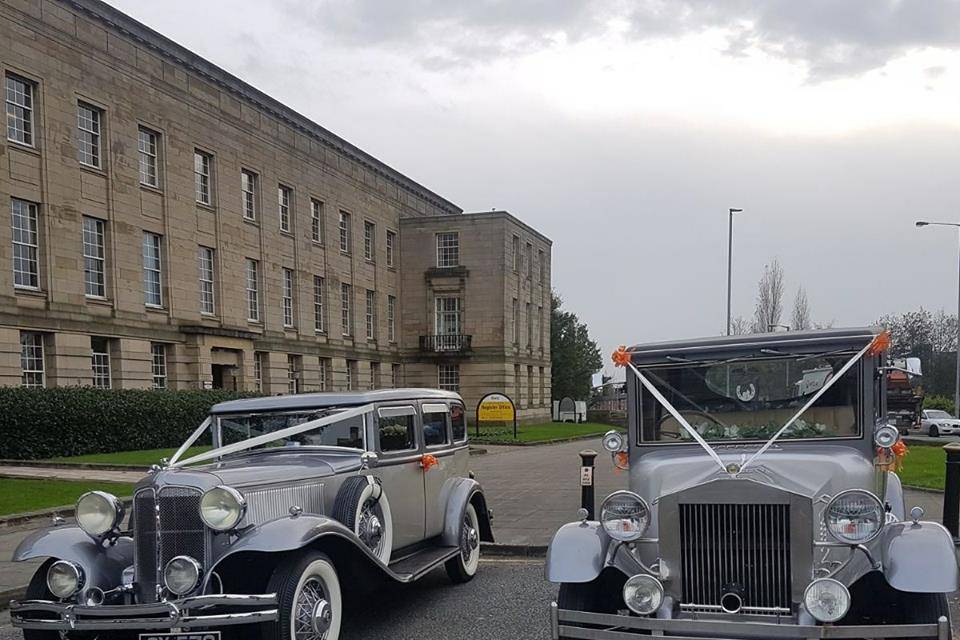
[476,392,518,439]
[580,465,593,486]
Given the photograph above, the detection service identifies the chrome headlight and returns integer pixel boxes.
[601,430,625,453]
[804,578,850,623]
[874,424,899,449]
[600,491,650,541]
[200,486,245,531]
[622,574,663,615]
[47,560,84,599]
[163,555,201,596]
[825,489,884,544]
[76,491,124,538]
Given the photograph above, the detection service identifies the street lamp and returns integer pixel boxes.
[726,208,743,336]
[915,220,960,415]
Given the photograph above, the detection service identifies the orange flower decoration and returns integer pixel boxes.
[877,439,909,472]
[867,330,892,357]
[612,345,631,368]
[420,454,439,472]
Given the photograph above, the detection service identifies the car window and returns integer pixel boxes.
[218,409,363,450]
[422,403,449,447]
[451,403,467,442]
[377,406,417,452]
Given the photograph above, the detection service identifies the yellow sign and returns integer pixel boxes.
[477,393,515,422]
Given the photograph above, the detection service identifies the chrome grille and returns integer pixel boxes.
[243,483,323,526]
[679,503,791,614]
[133,489,158,602]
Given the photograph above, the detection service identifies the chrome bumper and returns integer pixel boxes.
[10,593,278,631]
[550,603,951,639]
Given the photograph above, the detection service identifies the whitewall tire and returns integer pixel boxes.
[445,503,481,583]
[266,552,342,640]
[332,476,393,565]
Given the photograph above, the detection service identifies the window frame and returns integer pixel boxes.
[151,342,167,389]
[19,331,44,388]
[194,150,213,205]
[246,258,261,322]
[142,231,163,308]
[421,402,451,448]
[282,267,296,328]
[512,234,520,272]
[341,282,353,336]
[253,351,264,392]
[198,246,216,315]
[387,295,396,343]
[311,199,324,244]
[436,231,460,268]
[82,216,106,299]
[376,405,419,454]
[363,220,375,262]
[365,289,376,340]
[338,211,351,254]
[287,354,301,394]
[385,230,397,268]
[91,336,112,389]
[5,73,35,147]
[241,169,258,221]
[76,102,102,169]
[438,364,460,393]
[313,275,326,333]
[278,184,292,233]
[138,126,160,188]
[12,198,40,290]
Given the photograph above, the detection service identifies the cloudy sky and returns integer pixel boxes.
[107,0,960,375]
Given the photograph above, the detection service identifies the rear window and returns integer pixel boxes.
[422,403,449,447]
[378,406,417,452]
[451,403,467,442]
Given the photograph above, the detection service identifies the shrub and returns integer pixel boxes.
[0,387,258,460]
[924,395,956,416]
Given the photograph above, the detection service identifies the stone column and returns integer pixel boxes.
[113,338,153,389]
[47,332,94,387]
[0,328,21,386]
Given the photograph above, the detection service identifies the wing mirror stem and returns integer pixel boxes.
[361,452,379,470]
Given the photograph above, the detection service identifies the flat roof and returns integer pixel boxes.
[400,210,552,245]
[210,388,463,415]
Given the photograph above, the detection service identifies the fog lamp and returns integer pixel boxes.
[47,560,84,599]
[200,485,246,531]
[76,491,124,538]
[825,489,884,544]
[600,491,650,541]
[874,424,900,449]
[163,555,201,596]
[804,578,850,623]
[601,430,625,453]
[622,574,663,615]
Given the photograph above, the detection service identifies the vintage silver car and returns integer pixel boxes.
[11,388,493,640]
[547,327,957,639]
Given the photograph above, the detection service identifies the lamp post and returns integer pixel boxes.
[916,220,960,415]
[726,208,743,335]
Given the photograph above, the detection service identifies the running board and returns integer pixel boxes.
[386,545,460,582]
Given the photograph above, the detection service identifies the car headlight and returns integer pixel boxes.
[622,574,663,615]
[163,555,201,596]
[601,430,625,453]
[804,578,850,623]
[825,489,884,544]
[47,560,84,599]
[874,424,899,449]
[200,486,245,531]
[600,491,650,541]
[76,491,124,538]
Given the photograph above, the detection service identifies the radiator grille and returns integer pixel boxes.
[679,503,791,613]
[243,483,323,526]
[134,486,207,602]
[133,489,158,602]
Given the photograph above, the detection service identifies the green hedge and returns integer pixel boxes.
[0,387,258,460]
[924,395,956,416]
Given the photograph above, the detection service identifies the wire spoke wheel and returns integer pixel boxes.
[357,497,385,557]
[293,575,332,640]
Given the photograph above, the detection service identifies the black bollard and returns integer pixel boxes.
[580,449,598,520]
[942,443,960,541]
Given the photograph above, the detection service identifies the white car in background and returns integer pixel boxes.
[921,409,960,437]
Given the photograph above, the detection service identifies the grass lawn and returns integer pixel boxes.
[896,443,947,490]
[47,445,212,467]
[471,421,622,444]
[0,478,137,516]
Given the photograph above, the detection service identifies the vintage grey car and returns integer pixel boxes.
[11,388,493,640]
[547,327,958,639]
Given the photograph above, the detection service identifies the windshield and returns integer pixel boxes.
[928,410,953,420]
[637,354,861,443]
[217,408,365,451]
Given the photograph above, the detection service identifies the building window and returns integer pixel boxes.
[371,362,381,389]
[512,235,520,272]
[5,74,34,146]
[20,331,44,388]
[138,127,159,187]
[287,354,301,394]
[539,366,546,406]
[246,258,260,322]
[241,170,257,220]
[387,295,396,343]
[364,221,375,261]
[253,351,264,392]
[142,232,163,307]
[151,343,167,389]
[91,336,111,389]
[198,246,215,315]
[345,359,356,390]
[365,289,376,340]
[539,249,546,284]
[195,151,212,205]
[515,363,521,406]
[436,232,459,268]
[512,298,519,344]
[538,305,544,348]
[526,302,532,346]
[391,363,401,388]
[77,102,102,168]
[341,283,353,336]
[386,230,397,268]
[527,366,534,407]
[282,267,295,328]
[311,199,323,243]
[338,211,351,254]
[313,275,325,333]
[278,185,291,232]
[319,357,329,391]
[82,216,106,298]
[12,198,39,290]
[435,297,462,339]
[526,242,533,279]
[438,364,460,392]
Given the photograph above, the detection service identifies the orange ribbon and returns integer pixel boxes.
[613,451,629,474]
[867,330,892,357]
[877,438,908,472]
[420,454,439,472]
[612,345,631,368]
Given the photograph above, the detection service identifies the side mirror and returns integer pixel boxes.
[361,451,379,469]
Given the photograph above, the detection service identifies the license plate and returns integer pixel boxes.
[140,633,220,640]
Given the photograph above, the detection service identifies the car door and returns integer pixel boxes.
[373,404,426,549]
[421,401,457,539]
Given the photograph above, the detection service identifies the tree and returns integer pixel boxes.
[791,287,811,331]
[878,307,957,397]
[729,316,751,335]
[751,259,785,333]
[551,291,602,401]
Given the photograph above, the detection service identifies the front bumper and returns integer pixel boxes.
[550,603,951,639]
[10,593,278,631]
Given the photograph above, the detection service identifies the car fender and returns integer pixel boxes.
[12,525,133,590]
[884,471,905,521]
[545,521,611,583]
[439,477,494,547]
[881,521,960,593]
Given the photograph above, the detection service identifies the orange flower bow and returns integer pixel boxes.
[612,345,631,368]
[420,454,439,472]
[867,330,892,357]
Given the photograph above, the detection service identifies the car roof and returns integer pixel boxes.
[209,388,463,415]
[626,326,880,366]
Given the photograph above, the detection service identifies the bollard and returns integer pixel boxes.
[579,449,598,520]
[942,443,960,541]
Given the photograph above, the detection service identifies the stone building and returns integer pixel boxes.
[0,0,551,422]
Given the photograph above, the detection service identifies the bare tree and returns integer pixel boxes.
[730,316,750,335]
[791,287,811,331]
[751,259,785,333]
